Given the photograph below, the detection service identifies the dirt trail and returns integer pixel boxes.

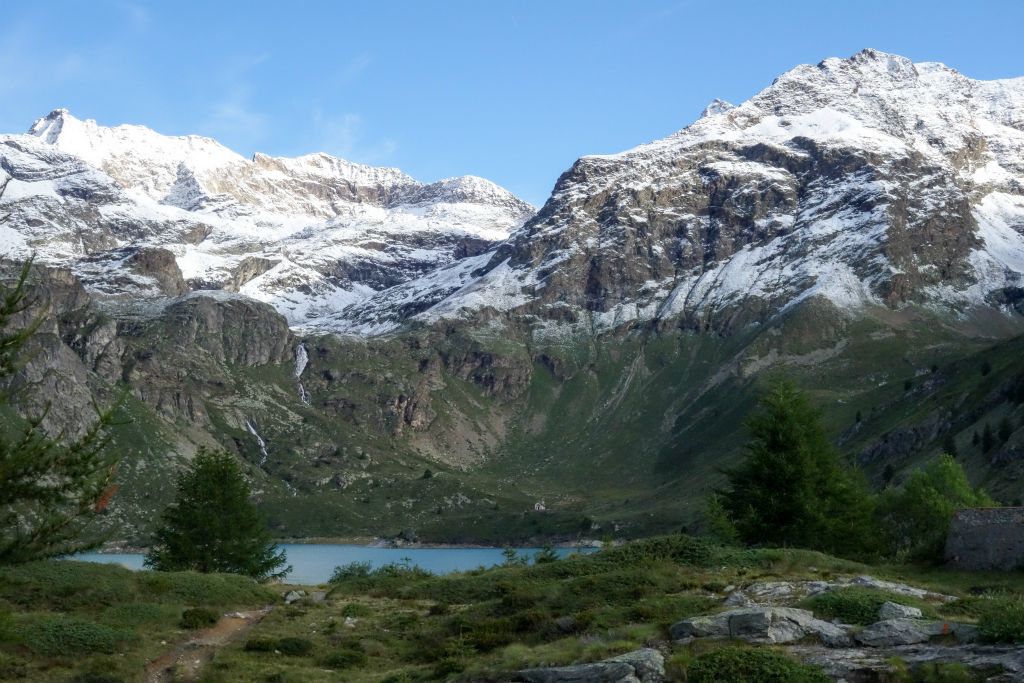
[144,607,273,683]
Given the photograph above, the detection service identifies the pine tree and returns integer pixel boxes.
[882,463,896,486]
[0,259,121,565]
[942,432,958,458]
[145,449,289,580]
[719,381,877,557]
[982,423,996,453]
[998,416,1014,443]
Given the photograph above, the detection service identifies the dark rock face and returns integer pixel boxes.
[345,49,1024,337]
[946,507,1024,570]
[152,296,292,367]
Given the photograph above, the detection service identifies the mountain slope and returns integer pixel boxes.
[345,49,1024,337]
[3,110,533,327]
[2,50,1024,544]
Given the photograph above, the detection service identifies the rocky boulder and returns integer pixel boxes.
[515,648,664,683]
[670,607,852,648]
[854,619,978,647]
[878,601,923,620]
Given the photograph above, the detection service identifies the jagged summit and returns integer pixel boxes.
[340,49,1024,336]
[4,50,1024,339]
[699,99,734,118]
[3,109,533,327]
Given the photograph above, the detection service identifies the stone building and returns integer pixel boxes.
[945,507,1024,571]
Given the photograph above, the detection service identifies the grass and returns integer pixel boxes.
[6,536,1024,681]
[669,645,831,683]
[800,587,940,625]
[0,561,274,682]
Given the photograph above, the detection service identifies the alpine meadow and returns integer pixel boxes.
[2,2,1024,681]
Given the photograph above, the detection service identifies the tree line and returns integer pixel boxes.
[708,381,994,563]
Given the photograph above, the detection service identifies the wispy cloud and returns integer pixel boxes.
[115,1,151,30]
[311,109,397,164]
[338,52,372,84]
[200,87,268,147]
[196,52,274,148]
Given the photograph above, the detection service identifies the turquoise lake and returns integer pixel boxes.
[73,544,594,584]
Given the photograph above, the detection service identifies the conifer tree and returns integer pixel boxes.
[998,416,1014,443]
[145,449,289,581]
[719,381,876,557]
[982,423,996,453]
[0,259,121,565]
[942,432,958,458]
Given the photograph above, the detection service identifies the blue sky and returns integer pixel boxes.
[2,1,1022,206]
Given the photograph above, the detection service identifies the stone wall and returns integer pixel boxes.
[945,508,1024,571]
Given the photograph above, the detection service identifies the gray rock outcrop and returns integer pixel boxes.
[516,648,664,683]
[670,607,852,647]
[878,601,923,620]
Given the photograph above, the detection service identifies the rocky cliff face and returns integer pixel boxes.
[345,49,1024,337]
[2,111,534,329]
[2,50,1024,543]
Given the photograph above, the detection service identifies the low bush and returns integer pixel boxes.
[977,597,1024,643]
[330,561,372,583]
[137,571,274,606]
[0,607,15,643]
[69,674,125,683]
[276,636,314,656]
[320,646,368,669]
[680,646,830,683]
[17,615,136,656]
[598,535,717,568]
[887,658,991,682]
[99,602,180,628]
[340,602,373,618]
[244,637,277,652]
[180,606,220,629]
[800,588,937,625]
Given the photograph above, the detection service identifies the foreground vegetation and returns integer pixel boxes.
[0,560,274,681]
[5,536,1023,682]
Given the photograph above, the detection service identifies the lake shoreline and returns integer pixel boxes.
[96,537,605,554]
[73,543,600,585]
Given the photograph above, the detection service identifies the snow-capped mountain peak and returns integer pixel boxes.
[340,49,1024,337]
[3,110,534,328]
[28,108,244,202]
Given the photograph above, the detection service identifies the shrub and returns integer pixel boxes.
[276,636,314,656]
[321,647,369,669]
[180,606,220,629]
[599,534,717,567]
[978,597,1024,643]
[877,455,994,563]
[0,608,14,643]
[534,545,559,564]
[801,588,937,625]
[136,571,275,606]
[69,674,125,683]
[340,602,373,618]
[887,658,992,682]
[100,602,180,628]
[683,646,830,682]
[18,615,136,656]
[0,561,136,611]
[330,561,372,583]
[244,637,276,652]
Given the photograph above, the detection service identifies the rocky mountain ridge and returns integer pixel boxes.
[3,109,533,328]
[2,50,1024,543]
[342,49,1024,337]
